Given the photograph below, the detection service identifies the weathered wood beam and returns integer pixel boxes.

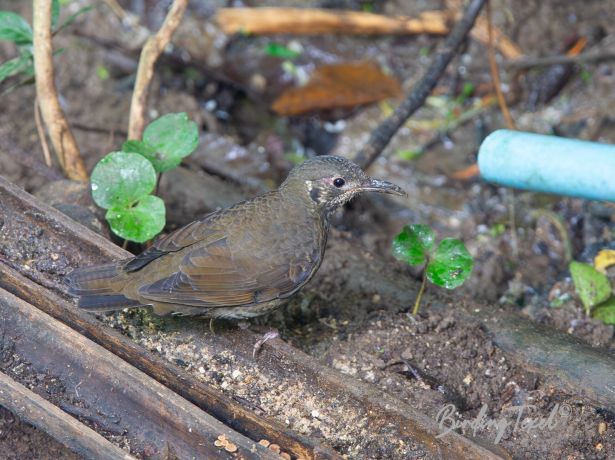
[0,287,276,459]
[0,370,135,460]
[0,263,340,460]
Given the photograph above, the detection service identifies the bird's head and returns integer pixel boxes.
[281,156,405,214]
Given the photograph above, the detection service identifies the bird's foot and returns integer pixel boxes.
[252,330,279,358]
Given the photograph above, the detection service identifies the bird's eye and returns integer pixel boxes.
[333,177,345,188]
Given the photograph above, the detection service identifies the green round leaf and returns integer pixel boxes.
[592,298,615,325]
[122,139,157,158]
[142,112,199,172]
[392,224,435,266]
[91,151,157,209]
[106,195,165,243]
[426,238,473,289]
[0,12,33,45]
[569,261,612,314]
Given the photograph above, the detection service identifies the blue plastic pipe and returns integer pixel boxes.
[478,130,615,202]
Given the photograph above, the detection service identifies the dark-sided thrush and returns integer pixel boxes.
[68,156,405,319]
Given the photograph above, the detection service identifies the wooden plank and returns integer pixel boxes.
[0,287,276,460]
[0,262,341,460]
[0,370,135,460]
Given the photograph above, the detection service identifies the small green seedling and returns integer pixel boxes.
[91,112,198,243]
[569,261,615,325]
[392,224,473,315]
[264,42,301,60]
[0,2,91,89]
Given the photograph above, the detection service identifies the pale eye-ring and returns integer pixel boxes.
[333,177,345,188]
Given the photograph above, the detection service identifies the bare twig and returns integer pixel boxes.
[485,2,517,257]
[486,0,515,130]
[505,51,615,69]
[216,8,449,36]
[32,0,88,180]
[33,97,52,167]
[102,0,129,21]
[72,122,127,137]
[447,0,522,59]
[354,0,486,169]
[127,0,188,140]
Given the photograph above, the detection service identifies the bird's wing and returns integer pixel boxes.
[123,215,222,273]
[137,234,317,307]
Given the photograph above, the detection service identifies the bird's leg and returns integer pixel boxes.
[252,330,279,358]
[209,318,216,334]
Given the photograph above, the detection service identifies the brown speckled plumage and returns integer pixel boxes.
[68,156,404,319]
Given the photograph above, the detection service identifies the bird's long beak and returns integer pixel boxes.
[359,177,406,196]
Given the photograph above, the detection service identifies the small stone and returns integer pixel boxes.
[258,439,270,448]
[311,409,320,418]
[463,374,473,385]
[595,442,603,451]
[372,294,381,303]
[598,422,607,435]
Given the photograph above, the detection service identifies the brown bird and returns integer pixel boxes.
[68,156,404,319]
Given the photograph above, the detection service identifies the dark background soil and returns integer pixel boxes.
[1,0,615,458]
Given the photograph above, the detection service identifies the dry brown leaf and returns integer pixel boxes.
[272,62,402,116]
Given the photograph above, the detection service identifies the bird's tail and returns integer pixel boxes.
[66,262,145,312]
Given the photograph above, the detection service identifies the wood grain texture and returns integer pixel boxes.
[0,287,275,459]
[0,370,134,460]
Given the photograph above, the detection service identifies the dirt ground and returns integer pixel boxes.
[1,0,615,458]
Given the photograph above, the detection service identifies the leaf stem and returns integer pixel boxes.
[155,172,162,196]
[412,270,427,316]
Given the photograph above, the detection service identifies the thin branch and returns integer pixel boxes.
[354,0,486,170]
[505,51,615,69]
[215,7,449,36]
[127,0,189,140]
[32,0,88,180]
[33,97,52,167]
[486,0,515,130]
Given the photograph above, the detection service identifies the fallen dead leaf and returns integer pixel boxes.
[272,61,402,116]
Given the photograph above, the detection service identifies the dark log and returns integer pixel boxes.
[0,370,135,460]
[0,263,340,460]
[0,287,274,459]
[479,311,615,411]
